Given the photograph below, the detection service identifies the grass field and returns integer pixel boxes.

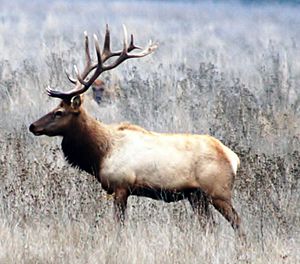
[0,0,300,263]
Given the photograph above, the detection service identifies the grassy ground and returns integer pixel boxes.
[0,0,299,263]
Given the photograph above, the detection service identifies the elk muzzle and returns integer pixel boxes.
[29,123,44,136]
[29,112,57,137]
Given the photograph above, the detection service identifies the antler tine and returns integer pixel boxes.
[65,70,77,84]
[84,32,91,62]
[128,34,142,52]
[122,24,128,52]
[65,31,95,87]
[62,32,94,88]
[102,24,111,57]
[46,86,71,101]
[101,25,141,63]
[81,31,92,78]
[101,25,123,62]
[76,34,103,88]
[94,34,103,67]
[74,65,82,83]
[121,26,142,52]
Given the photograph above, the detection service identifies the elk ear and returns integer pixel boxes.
[71,95,82,109]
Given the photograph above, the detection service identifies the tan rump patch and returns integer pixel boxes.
[208,137,228,160]
[208,136,240,174]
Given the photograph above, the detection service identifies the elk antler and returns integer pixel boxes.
[47,25,158,102]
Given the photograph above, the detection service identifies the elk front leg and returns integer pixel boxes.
[113,188,129,224]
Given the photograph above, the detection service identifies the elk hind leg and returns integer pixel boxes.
[113,188,129,224]
[211,197,245,240]
[188,190,215,229]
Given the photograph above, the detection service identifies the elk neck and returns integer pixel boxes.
[61,108,112,180]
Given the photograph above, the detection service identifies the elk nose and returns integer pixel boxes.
[29,123,35,133]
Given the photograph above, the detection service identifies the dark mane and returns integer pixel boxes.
[62,111,111,180]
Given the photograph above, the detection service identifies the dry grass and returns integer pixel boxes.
[0,0,300,263]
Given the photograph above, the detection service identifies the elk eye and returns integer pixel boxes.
[54,110,63,117]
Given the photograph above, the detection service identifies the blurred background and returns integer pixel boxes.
[0,0,299,263]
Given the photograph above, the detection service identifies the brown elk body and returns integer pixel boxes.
[29,25,244,239]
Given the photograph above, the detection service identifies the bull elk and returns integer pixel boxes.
[29,25,245,239]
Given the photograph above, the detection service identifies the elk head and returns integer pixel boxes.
[29,25,157,137]
[92,79,106,104]
[29,95,83,137]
